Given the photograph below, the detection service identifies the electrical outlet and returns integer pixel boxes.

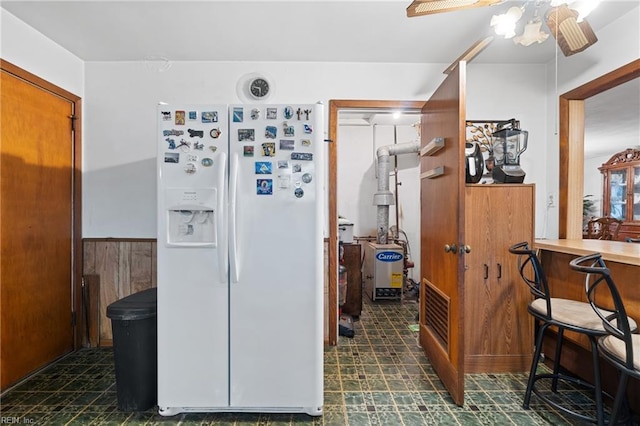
[547,193,555,207]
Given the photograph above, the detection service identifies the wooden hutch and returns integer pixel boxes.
[599,148,640,241]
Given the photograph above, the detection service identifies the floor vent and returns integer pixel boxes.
[424,279,450,350]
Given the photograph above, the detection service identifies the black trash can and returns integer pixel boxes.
[106,287,157,412]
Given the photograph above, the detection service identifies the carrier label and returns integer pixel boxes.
[376,251,403,262]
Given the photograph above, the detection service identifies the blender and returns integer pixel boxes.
[491,119,528,183]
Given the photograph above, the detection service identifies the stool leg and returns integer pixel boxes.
[608,373,629,426]
[524,322,550,409]
[552,327,565,392]
[589,337,604,426]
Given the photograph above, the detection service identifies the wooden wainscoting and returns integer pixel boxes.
[82,239,156,346]
[84,238,330,346]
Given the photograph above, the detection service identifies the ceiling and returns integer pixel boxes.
[584,78,640,159]
[2,0,638,157]
[2,0,638,65]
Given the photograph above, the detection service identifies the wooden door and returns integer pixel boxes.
[419,62,467,405]
[1,67,77,390]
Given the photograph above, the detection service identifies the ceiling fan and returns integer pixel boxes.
[406,0,599,56]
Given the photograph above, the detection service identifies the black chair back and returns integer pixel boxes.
[508,241,552,318]
[569,253,635,371]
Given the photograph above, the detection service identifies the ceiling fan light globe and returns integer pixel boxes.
[491,19,517,38]
[514,21,549,46]
[490,6,523,38]
[570,0,601,23]
[505,5,524,21]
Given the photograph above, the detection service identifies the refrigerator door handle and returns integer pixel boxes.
[217,152,228,283]
[229,153,240,283]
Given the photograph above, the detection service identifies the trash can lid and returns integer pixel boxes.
[106,287,157,320]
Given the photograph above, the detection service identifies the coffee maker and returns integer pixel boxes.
[491,119,528,183]
[465,142,484,183]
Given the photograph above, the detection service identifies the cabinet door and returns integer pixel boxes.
[609,169,627,220]
[464,186,494,358]
[489,185,534,362]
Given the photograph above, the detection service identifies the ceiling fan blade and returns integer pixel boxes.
[545,5,598,56]
[407,0,504,17]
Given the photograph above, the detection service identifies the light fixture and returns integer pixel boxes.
[545,4,598,56]
[406,0,600,57]
[406,0,504,17]
[491,6,524,38]
[513,4,549,46]
[514,19,549,45]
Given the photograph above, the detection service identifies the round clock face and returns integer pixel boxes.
[249,78,270,99]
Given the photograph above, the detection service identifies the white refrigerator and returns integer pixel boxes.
[156,103,324,416]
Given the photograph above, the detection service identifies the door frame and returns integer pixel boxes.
[327,99,425,345]
[558,59,640,238]
[1,59,83,350]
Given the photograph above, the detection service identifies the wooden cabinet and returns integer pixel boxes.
[463,184,535,373]
[341,243,362,318]
[599,148,640,240]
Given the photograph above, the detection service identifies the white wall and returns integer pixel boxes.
[467,64,549,238]
[0,9,84,97]
[337,123,421,279]
[83,60,550,239]
[544,4,640,239]
[82,61,449,237]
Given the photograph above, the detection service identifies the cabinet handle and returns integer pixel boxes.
[484,264,489,279]
[497,263,502,279]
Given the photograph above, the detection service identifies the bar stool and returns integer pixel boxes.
[570,253,639,425]
[509,242,613,425]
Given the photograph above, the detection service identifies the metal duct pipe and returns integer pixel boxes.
[374,140,420,244]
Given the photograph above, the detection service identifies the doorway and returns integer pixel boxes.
[327,100,424,345]
[0,60,83,390]
[558,59,640,238]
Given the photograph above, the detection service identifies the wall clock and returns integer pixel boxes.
[236,72,275,103]
[249,77,270,99]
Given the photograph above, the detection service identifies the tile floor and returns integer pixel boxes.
[0,298,631,425]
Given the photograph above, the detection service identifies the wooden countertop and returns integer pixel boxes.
[534,239,640,266]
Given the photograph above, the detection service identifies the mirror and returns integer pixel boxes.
[559,59,640,239]
[583,78,640,220]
